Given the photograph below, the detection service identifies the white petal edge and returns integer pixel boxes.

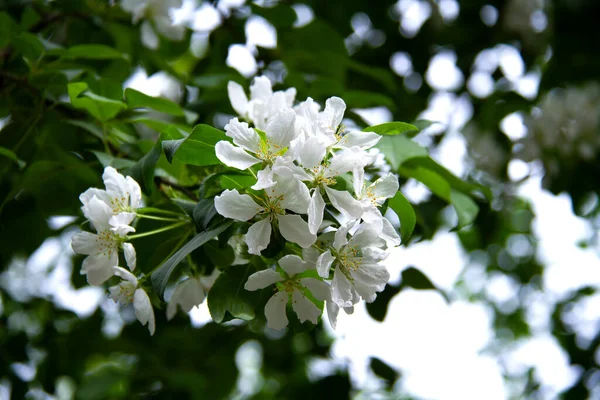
[278,255,310,276]
[228,81,249,117]
[245,218,272,255]
[215,141,261,170]
[291,290,321,325]
[308,189,325,235]
[276,214,316,248]
[244,269,284,291]
[214,189,261,221]
[123,242,137,271]
[134,289,156,335]
[264,291,289,330]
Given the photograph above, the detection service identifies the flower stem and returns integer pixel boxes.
[136,214,184,222]
[136,207,184,217]
[127,221,189,240]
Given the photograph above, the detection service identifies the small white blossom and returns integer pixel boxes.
[214,178,315,254]
[244,255,329,330]
[228,76,296,130]
[166,270,220,320]
[109,267,155,335]
[71,196,136,286]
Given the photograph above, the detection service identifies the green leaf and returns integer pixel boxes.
[124,88,185,117]
[205,240,235,268]
[12,32,44,60]
[250,3,297,28]
[151,221,233,297]
[0,146,25,168]
[399,165,479,229]
[376,135,428,170]
[207,264,260,323]
[126,138,162,194]
[67,119,104,140]
[162,124,230,166]
[55,44,126,60]
[67,82,127,122]
[220,174,255,190]
[366,283,400,322]
[400,267,436,290]
[0,12,19,48]
[403,157,493,201]
[91,151,136,169]
[364,122,418,137]
[388,191,416,244]
[449,190,480,230]
[369,357,399,388]
[342,91,395,108]
[193,198,219,230]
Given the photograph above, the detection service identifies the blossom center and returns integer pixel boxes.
[96,230,120,256]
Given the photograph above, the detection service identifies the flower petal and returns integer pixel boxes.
[352,262,390,303]
[79,188,111,208]
[273,178,310,214]
[215,141,261,170]
[333,221,354,250]
[167,277,206,320]
[224,118,260,152]
[300,278,330,301]
[324,147,364,177]
[112,266,138,285]
[103,167,129,201]
[370,173,399,202]
[278,255,310,276]
[308,189,325,235]
[250,76,272,100]
[134,288,156,335]
[71,231,102,255]
[82,196,113,232]
[82,254,118,286]
[337,130,381,149]
[325,187,363,220]
[214,189,261,221]
[246,218,272,255]
[244,269,284,291]
[123,242,137,271]
[300,136,327,169]
[266,108,297,148]
[381,217,401,247]
[327,301,340,329]
[264,291,289,330]
[251,165,276,190]
[109,213,136,236]
[125,176,142,209]
[320,97,346,132]
[316,250,335,278]
[291,290,321,325]
[276,214,316,248]
[331,266,354,308]
[228,81,249,116]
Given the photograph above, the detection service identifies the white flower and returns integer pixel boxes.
[215,109,298,171]
[71,196,137,286]
[80,166,141,229]
[244,255,330,330]
[121,0,185,44]
[228,76,296,130]
[166,270,220,320]
[316,222,390,308]
[214,178,315,254]
[109,266,156,335]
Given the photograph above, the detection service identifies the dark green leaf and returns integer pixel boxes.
[0,146,25,168]
[388,191,416,244]
[207,264,260,323]
[400,267,436,290]
[364,121,418,137]
[193,198,219,230]
[366,283,401,322]
[450,190,480,231]
[0,12,19,48]
[151,221,233,297]
[162,124,230,166]
[124,88,185,117]
[369,357,399,388]
[126,138,162,194]
[12,32,44,60]
[205,240,235,268]
[91,151,136,169]
[250,3,297,28]
[220,174,255,190]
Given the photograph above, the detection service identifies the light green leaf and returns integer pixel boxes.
[376,135,428,170]
[449,190,480,230]
[388,191,416,244]
[124,88,185,117]
[364,122,419,137]
[162,124,230,166]
[126,138,162,194]
[0,146,25,169]
[207,264,260,323]
[91,151,136,169]
[151,221,233,297]
[67,82,127,122]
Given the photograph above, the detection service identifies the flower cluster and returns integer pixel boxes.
[215,77,401,329]
[71,167,208,335]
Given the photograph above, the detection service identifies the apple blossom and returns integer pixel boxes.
[109,267,155,335]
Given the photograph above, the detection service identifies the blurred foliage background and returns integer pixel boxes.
[1,0,600,399]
